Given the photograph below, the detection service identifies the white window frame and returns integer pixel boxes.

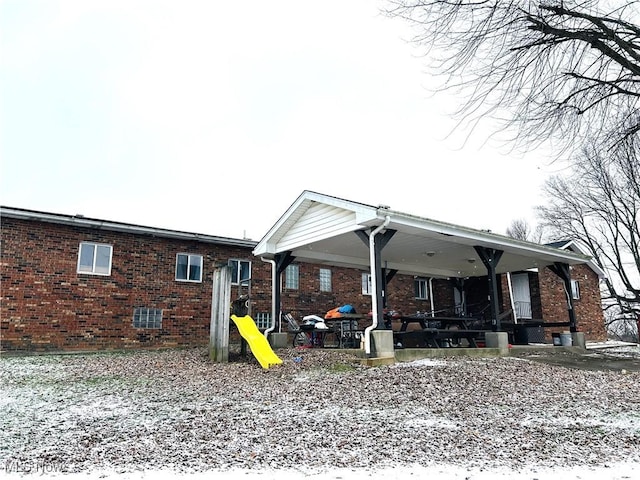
[77,242,113,276]
[414,278,429,300]
[285,264,299,290]
[361,273,372,295]
[175,253,203,283]
[319,268,332,292]
[571,279,580,300]
[228,259,251,286]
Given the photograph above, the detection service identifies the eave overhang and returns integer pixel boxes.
[253,191,590,278]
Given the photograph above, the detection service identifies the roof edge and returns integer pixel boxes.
[1,206,257,248]
[545,238,608,278]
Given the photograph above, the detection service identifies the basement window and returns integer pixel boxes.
[133,308,162,329]
[77,242,113,276]
[255,312,271,330]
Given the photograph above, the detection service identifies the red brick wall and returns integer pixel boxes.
[538,264,607,341]
[280,265,368,320]
[0,218,271,352]
[280,270,458,329]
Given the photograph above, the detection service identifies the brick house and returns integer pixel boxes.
[0,200,607,353]
[0,208,265,351]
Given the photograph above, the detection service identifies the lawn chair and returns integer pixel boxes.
[283,312,311,347]
[283,312,336,348]
[283,312,301,332]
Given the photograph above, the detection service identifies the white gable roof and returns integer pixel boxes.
[253,191,590,278]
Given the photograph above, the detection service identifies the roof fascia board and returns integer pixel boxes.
[1,206,256,248]
[386,211,589,265]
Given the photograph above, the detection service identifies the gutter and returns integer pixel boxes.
[1,206,256,248]
[364,215,391,356]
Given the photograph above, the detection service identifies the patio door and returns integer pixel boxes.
[511,273,532,319]
[453,286,466,316]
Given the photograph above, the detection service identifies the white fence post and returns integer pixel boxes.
[209,264,232,362]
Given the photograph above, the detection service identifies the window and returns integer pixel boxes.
[228,259,251,286]
[361,273,372,295]
[285,264,299,289]
[255,312,271,330]
[77,242,112,275]
[176,253,203,282]
[414,278,429,300]
[319,268,332,292]
[133,308,162,329]
[571,280,580,300]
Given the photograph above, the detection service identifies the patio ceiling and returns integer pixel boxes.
[253,191,590,278]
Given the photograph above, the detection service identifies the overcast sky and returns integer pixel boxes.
[1,0,561,241]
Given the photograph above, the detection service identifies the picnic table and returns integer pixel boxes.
[398,315,481,331]
[394,314,487,348]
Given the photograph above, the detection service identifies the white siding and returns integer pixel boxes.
[277,203,358,251]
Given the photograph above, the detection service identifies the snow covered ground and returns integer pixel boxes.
[586,339,640,351]
[7,462,638,480]
[1,346,639,479]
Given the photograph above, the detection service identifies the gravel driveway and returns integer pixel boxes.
[1,347,639,477]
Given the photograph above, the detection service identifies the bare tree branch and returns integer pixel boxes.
[537,141,640,329]
[384,0,640,154]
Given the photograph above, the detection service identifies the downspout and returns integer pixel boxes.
[364,215,391,356]
[261,257,278,339]
[428,277,435,317]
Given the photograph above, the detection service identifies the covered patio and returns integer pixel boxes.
[253,191,591,358]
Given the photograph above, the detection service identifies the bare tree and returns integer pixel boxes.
[506,218,544,242]
[385,1,640,155]
[537,140,640,337]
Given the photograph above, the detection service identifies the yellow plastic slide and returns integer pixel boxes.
[230,315,283,369]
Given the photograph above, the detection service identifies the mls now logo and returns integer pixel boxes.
[5,459,66,474]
